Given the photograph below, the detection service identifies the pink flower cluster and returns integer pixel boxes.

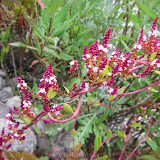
[17,77,34,118]
[69,60,78,75]
[37,63,60,102]
[0,110,25,151]
[69,17,160,96]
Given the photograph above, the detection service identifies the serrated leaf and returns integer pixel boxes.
[99,65,112,78]
[94,133,101,151]
[41,8,50,30]
[22,115,32,124]
[43,47,59,58]
[149,52,157,61]
[138,155,158,160]
[95,155,108,160]
[63,104,73,113]
[116,131,125,137]
[117,86,125,95]
[130,122,142,127]
[93,100,100,106]
[107,129,113,138]
[52,4,70,28]
[63,85,70,94]
[47,88,57,99]
[135,1,159,23]
[146,137,158,151]
[154,70,160,74]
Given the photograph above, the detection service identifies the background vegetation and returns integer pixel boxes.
[0,0,160,159]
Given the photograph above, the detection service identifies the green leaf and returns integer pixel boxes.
[48,0,63,16]
[138,155,158,160]
[118,35,134,41]
[135,1,159,23]
[37,156,49,160]
[147,87,159,93]
[63,104,73,113]
[63,85,70,94]
[95,109,109,124]
[149,52,157,61]
[117,86,125,95]
[61,53,73,61]
[34,126,42,134]
[108,95,114,101]
[146,137,158,151]
[94,155,108,160]
[68,78,81,90]
[128,12,142,27]
[1,47,5,67]
[41,8,50,30]
[47,88,57,99]
[120,40,131,52]
[116,131,125,137]
[130,122,142,128]
[52,4,70,28]
[154,70,160,74]
[99,65,112,78]
[32,79,38,93]
[107,129,113,138]
[8,42,38,51]
[94,133,101,151]
[43,47,59,58]
[87,95,92,104]
[1,25,11,43]
[93,100,100,106]
[22,115,32,125]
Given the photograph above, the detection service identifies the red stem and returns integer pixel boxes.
[47,95,82,123]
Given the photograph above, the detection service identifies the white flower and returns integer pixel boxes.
[38,88,46,94]
[108,88,114,94]
[98,45,108,52]
[93,67,98,72]
[6,113,11,118]
[70,61,75,66]
[88,64,92,68]
[108,72,112,76]
[23,100,31,108]
[86,54,91,59]
[93,56,97,61]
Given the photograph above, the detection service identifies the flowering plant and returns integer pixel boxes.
[0,17,160,160]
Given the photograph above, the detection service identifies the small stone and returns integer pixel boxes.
[0,77,6,89]
[0,69,6,78]
[5,96,21,110]
[7,77,18,89]
[0,87,13,102]
[0,102,9,118]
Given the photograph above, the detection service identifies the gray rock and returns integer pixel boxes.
[5,96,21,110]
[0,77,6,89]
[0,87,13,102]
[0,102,9,118]
[7,77,18,89]
[0,118,37,153]
[0,69,6,78]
